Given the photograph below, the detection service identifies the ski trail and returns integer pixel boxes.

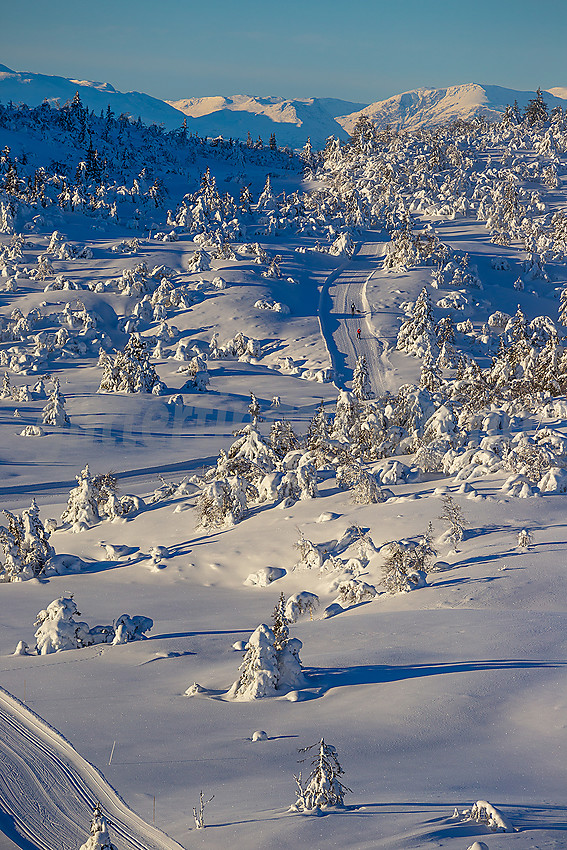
[0,687,185,850]
[319,237,391,396]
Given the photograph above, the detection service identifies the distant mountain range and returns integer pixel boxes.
[1,64,565,149]
[166,95,361,148]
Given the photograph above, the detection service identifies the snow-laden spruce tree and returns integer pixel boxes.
[34,597,91,654]
[306,400,331,454]
[98,333,159,393]
[228,624,279,699]
[272,592,290,651]
[0,372,11,398]
[352,355,371,400]
[0,499,54,581]
[396,287,438,359]
[60,464,100,532]
[269,419,299,458]
[292,739,351,812]
[41,380,70,426]
[331,390,360,443]
[228,617,304,700]
[78,803,117,850]
[216,423,278,483]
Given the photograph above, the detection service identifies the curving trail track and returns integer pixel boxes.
[0,687,185,850]
[319,238,393,395]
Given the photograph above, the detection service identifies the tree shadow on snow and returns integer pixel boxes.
[300,658,567,699]
[146,628,252,641]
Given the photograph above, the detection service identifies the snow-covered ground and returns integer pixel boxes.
[1,92,567,850]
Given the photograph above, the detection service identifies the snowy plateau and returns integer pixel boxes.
[1,76,567,850]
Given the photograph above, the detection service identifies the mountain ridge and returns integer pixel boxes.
[337,83,567,133]
[0,64,566,147]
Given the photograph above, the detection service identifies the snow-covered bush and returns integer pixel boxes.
[381,537,433,593]
[254,298,290,314]
[244,567,286,587]
[112,613,154,644]
[32,597,153,654]
[335,579,377,606]
[196,475,248,528]
[294,531,324,570]
[457,800,514,833]
[285,592,320,622]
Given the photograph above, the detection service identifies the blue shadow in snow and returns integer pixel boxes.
[302,658,567,698]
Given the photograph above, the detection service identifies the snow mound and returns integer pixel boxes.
[244,567,286,587]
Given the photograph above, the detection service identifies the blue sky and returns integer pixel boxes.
[2,0,566,103]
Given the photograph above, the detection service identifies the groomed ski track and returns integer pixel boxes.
[319,235,394,395]
[0,687,185,850]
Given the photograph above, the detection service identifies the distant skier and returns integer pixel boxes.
[351,302,356,315]
[356,327,361,340]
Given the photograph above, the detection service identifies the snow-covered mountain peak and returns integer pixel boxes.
[337,82,567,133]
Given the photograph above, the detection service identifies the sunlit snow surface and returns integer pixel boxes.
[1,100,567,850]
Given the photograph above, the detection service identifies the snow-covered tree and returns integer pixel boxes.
[228,624,279,699]
[559,286,567,328]
[193,791,214,830]
[272,592,290,651]
[79,803,117,850]
[196,475,248,528]
[98,334,159,393]
[397,288,438,360]
[352,355,371,400]
[42,381,70,426]
[248,391,261,425]
[0,499,54,581]
[306,400,331,454]
[382,540,428,593]
[221,424,278,482]
[60,464,100,532]
[292,739,351,812]
[269,419,299,458]
[517,528,532,550]
[438,494,468,550]
[34,597,91,654]
[332,390,360,443]
[0,372,11,399]
[524,87,548,126]
[228,615,304,700]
